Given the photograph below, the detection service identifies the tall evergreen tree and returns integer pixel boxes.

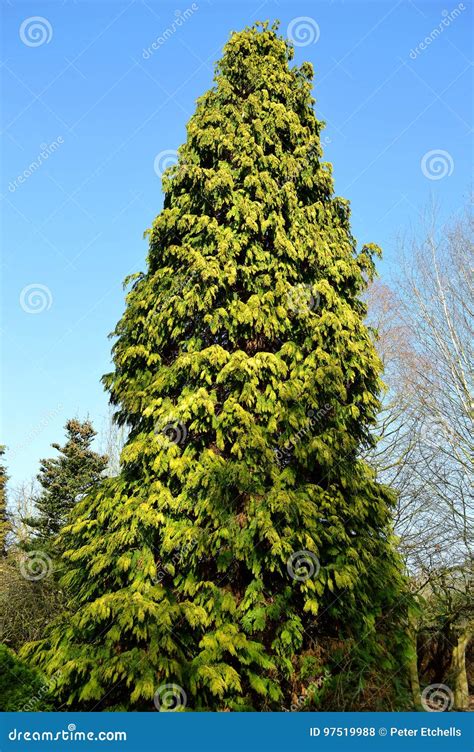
[0,446,9,556]
[25,22,409,710]
[24,420,107,554]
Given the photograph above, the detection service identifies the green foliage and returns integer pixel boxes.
[24,419,108,555]
[317,629,413,711]
[0,644,54,711]
[25,21,409,710]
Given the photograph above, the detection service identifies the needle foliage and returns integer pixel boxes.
[24,22,409,711]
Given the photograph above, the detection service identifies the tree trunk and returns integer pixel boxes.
[408,614,422,710]
[450,629,470,711]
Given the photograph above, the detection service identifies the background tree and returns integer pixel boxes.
[366,202,473,710]
[1,423,107,657]
[0,553,64,653]
[98,407,128,477]
[25,22,410,711]
[0,446,9,556]
[24,419,108,555]
[7,478,38,549]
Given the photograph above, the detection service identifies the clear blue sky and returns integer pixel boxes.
[1,0,472,491]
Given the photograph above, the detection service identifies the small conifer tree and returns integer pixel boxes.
[24,420,107,555]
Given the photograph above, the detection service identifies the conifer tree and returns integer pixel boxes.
[0,446,9,556]
[24,420,107,554]
[25,22,408,710]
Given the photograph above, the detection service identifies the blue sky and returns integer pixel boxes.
[1,0,472,490]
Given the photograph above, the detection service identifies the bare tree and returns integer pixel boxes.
[8,479,38,548]
[366,202,473,709]
[98,407,128,477]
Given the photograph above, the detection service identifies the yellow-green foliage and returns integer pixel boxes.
[24,22,408,711]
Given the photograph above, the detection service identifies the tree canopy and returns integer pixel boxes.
[24,21,409,711]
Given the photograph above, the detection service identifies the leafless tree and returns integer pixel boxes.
[98,407,128,476]
[8,479,38,548]
[366,201,473,708]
